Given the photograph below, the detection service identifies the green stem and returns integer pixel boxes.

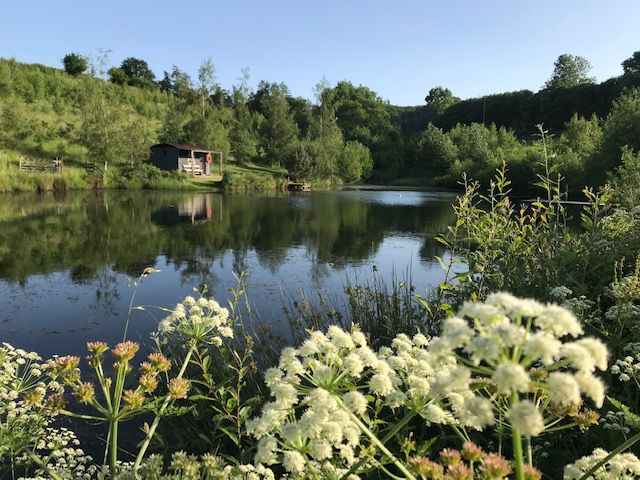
[107,362,128,476]
[511,426,525,480]
[24,450,63,480]
[132,345,196,471]
[109,419,119,478]
[335,396,416,480]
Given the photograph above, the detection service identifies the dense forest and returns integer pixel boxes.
[2,49,640,193]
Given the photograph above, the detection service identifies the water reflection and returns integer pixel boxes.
[151,194,220,226]
[0,189,458,358]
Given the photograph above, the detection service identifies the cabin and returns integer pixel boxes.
[148,143,222,176]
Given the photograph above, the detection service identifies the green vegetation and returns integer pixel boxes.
[5,47,640,476]
[3,48,640,192]
[3,143,640,478]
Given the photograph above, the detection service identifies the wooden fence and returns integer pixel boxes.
[19,156,63,173]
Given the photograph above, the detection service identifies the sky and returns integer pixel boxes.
[2,1,639,106]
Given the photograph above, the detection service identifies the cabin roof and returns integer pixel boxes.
[150,143,222,153]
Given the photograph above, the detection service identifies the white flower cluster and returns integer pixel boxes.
[129,452,275,480]
[0,343,94,478]
[157,294,232,344]
[19,427,97,480]
[247,292,609,477]
[611,354,640,384]
[564,447,640,479]
[439,292,608,437]
[247,323,497,476]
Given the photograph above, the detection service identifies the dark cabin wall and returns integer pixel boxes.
[149,146,179,171]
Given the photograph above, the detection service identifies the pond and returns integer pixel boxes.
[0,188,458,360]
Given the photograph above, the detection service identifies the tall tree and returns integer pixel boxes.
[62,53,88,76]
[120,57,156,89]
[230,68,260,163]
[597,89,640,183]
[258,83,299,167]
[425,86,460,116]
[338,141,372,183]
[543,54,596,90]
[622,51,640,76]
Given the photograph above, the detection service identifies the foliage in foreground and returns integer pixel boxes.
[2,286,640,480]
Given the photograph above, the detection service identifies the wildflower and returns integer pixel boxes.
[123,389,145,409]
[282,450,306,475]
[523,331,562,365]
[574,338,609,371]
[168,377,190,399]
[492,362,531,395]
[441,316,474,347]
[73,382,95,404]
[183,296,196,306]
[509,400,545,437]
[327,325,355,349]
[459,300,507,327]
[409,456,444,478]
[487,291,544,318]
[46,355,81,375]
[112,341,139,363]
[139,374,158,393]
[46,393,66,414]
[23,389,45,406]
[560,343,596,373]
[457,396,495,429]
[369,373,394,396]
[479,452,512,478]
[255,435,278,465]
[218,326,234,338]
[523,464,542,480]
[534,304,583,338]
[445,461,473,480]
[440,448,461,466]
[148,352,171,372]
[461,442,484,462]
[86,341,109,355]
[546,372,581,406]
[344,353,365,377]
[342,391,368,415]
[574,370,606,408]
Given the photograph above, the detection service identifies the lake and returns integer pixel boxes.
[0,188,458,360]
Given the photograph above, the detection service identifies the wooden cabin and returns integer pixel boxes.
[149,143,222,176]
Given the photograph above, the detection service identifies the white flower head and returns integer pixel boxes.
[574,338,609,371]
[282,450,306,475]
[524,331,562,365]
[342,391,368,415]
[509,400,545,437]
[440,316,474,347]
[492,362,531,395]
[535,304,583,338]
[546,372,581,406]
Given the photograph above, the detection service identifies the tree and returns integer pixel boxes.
[62,53,88,76]
[107,67,128,85]
[543,54,596,90]
[120,57,156,88]
[230,69,260,163]
[622,51,640,76]
[597,89,640,183]
[425,86,460,116]
[338,141,372,183]
[258,83,299,167]
[416,123,458,172]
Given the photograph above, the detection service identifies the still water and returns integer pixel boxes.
[0,188,457,359]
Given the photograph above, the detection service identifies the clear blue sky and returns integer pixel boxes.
[2,1,639,106]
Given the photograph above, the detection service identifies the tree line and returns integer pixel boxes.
[2,49,640,191]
